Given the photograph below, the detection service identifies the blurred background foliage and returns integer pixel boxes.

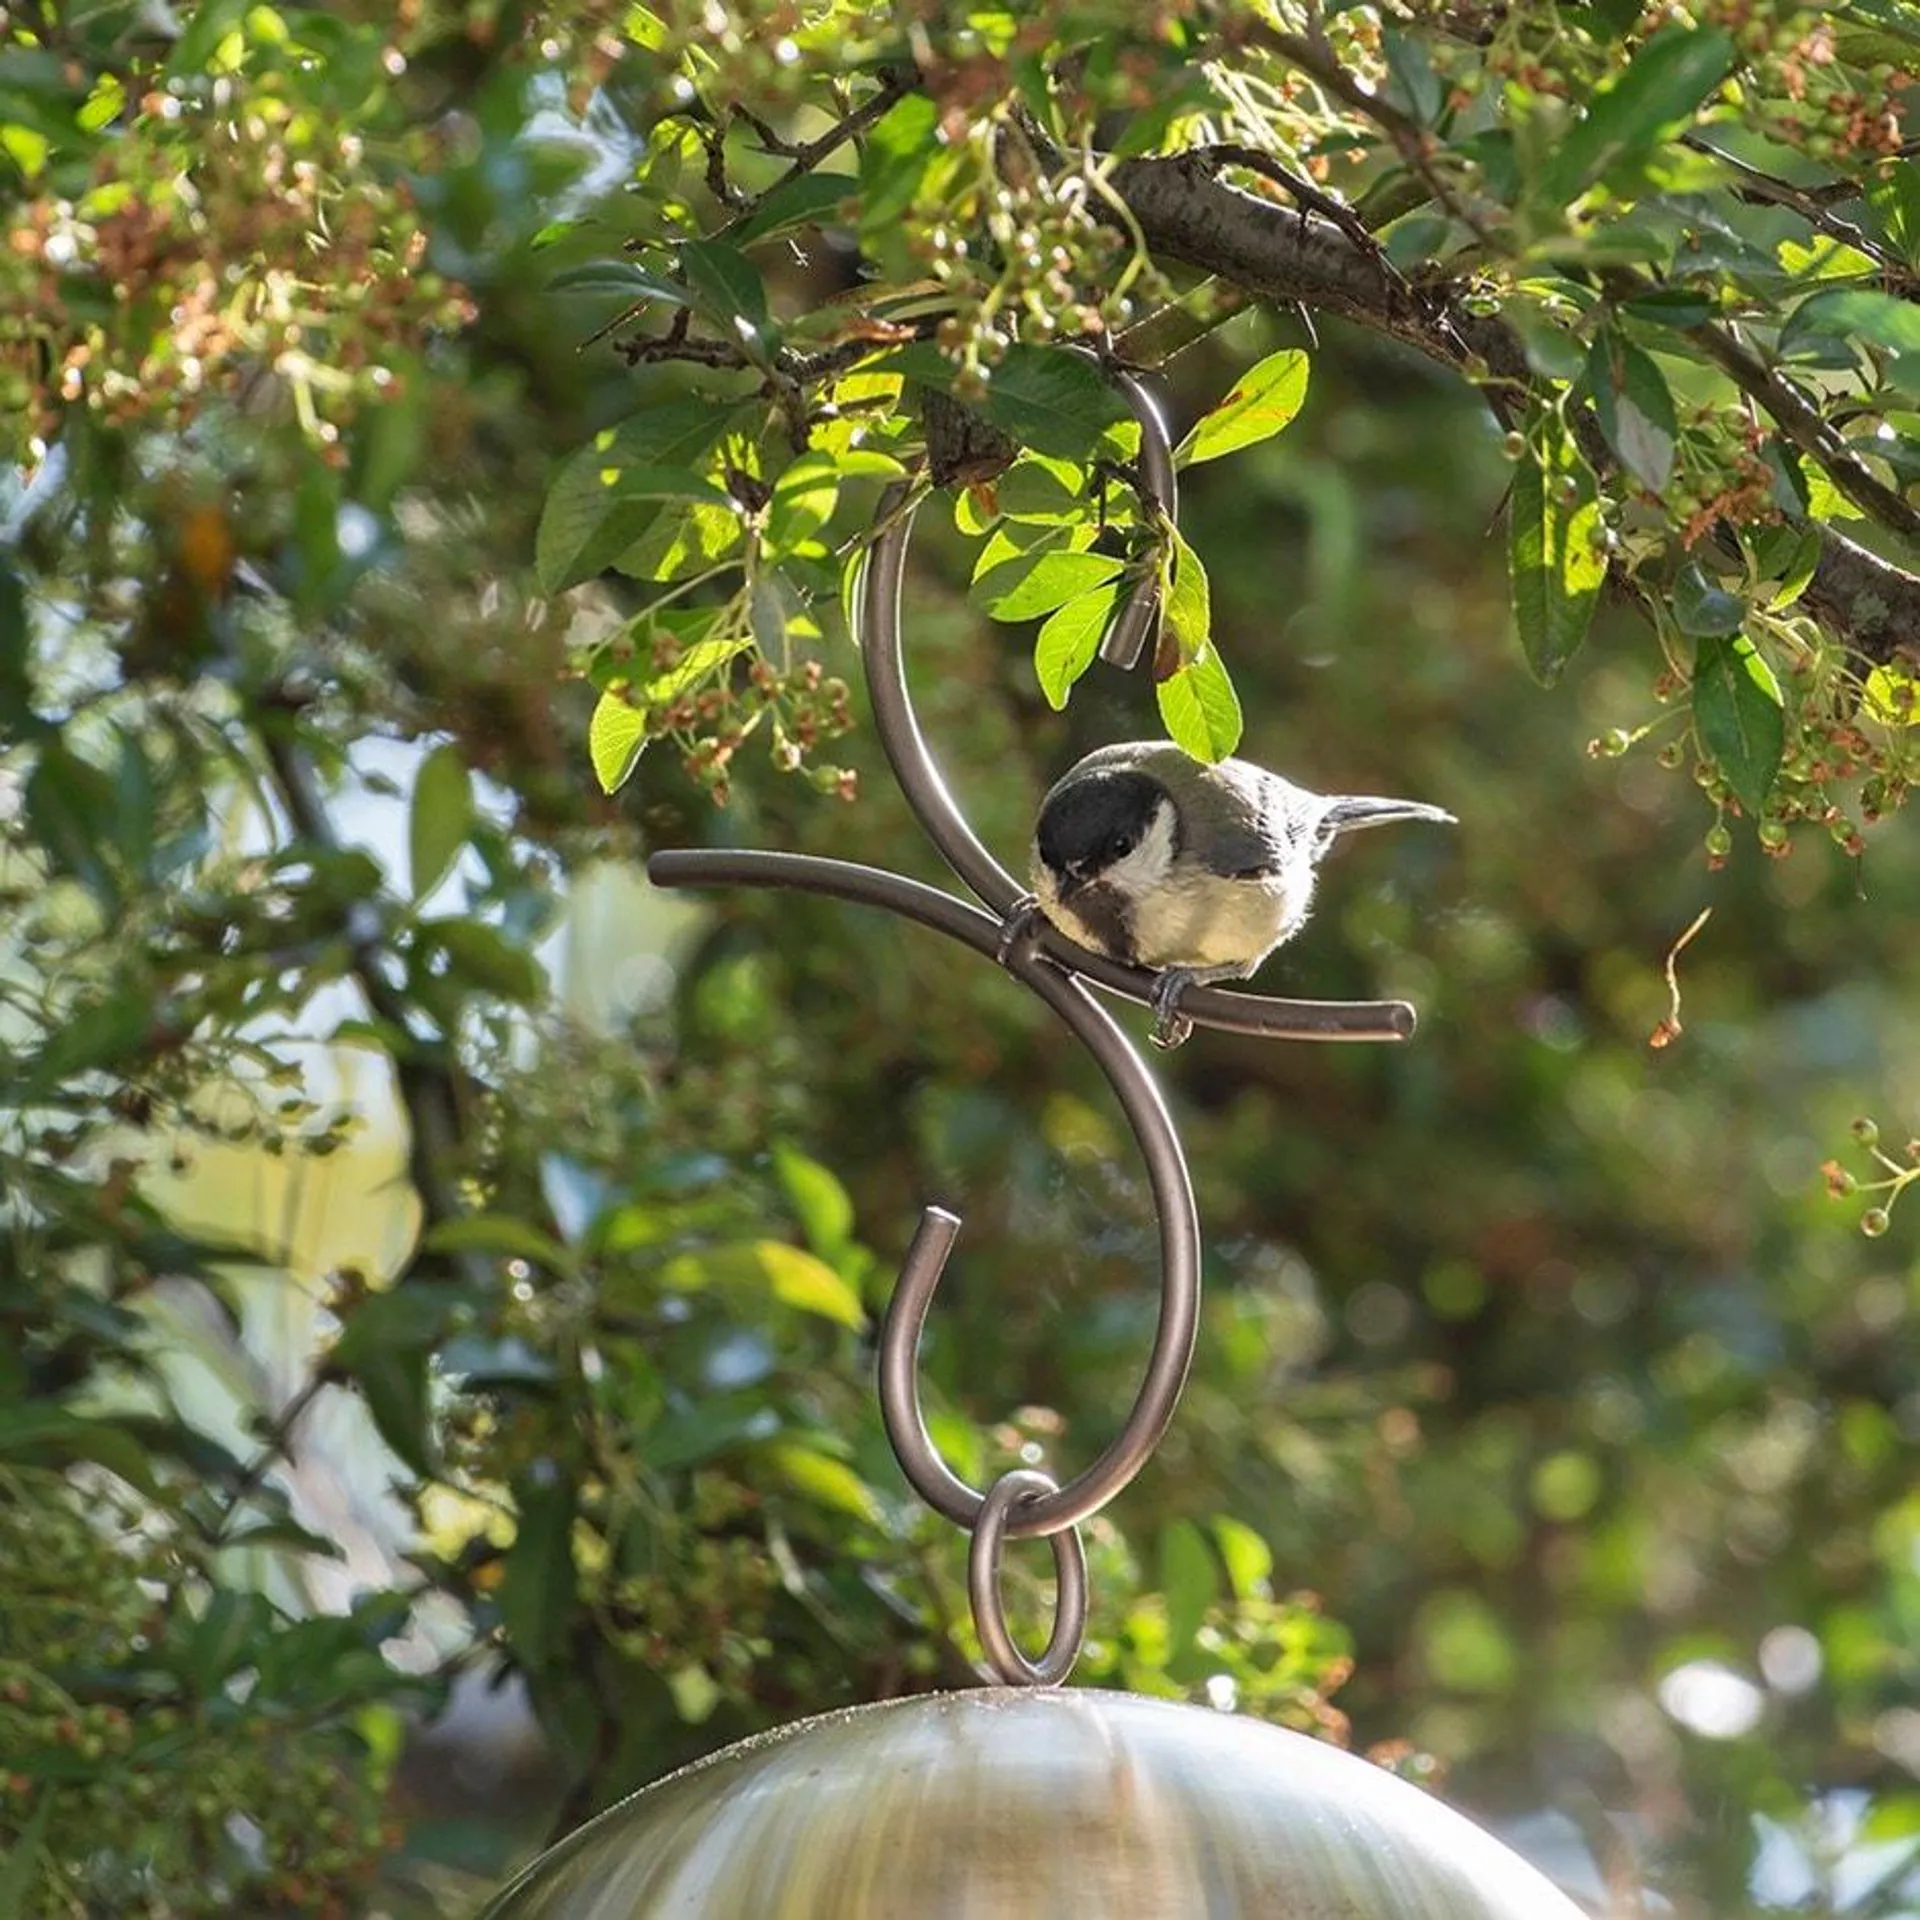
[3,2,1920,1916]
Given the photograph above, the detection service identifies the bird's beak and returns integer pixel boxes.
[1321,796,1457,836]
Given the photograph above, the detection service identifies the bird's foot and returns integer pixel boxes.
[996,894,1044,968]
[1149,968,1198,1050]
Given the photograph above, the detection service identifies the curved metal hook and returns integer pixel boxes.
[646,846,1199,1541]
[858,461,1417,1044]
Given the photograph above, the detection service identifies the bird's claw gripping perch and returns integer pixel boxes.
[997,893,1044,967]
[1149,969,1197,1051]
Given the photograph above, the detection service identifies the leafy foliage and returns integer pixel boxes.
[4,3,1920,1918]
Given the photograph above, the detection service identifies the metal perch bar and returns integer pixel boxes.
[857,476,1416,1044]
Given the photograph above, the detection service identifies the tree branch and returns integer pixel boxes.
[1100,150,1920,664]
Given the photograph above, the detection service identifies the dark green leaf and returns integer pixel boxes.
[425,919,545,1003]
[545,261,688,303]
[181,1590,276,1693]
[1381,28,1443,125]
[1156,646,1242,762]
[1176,349,1310,467]
[1540,25,1734,202]
[423,1213,576,1271]
[1034,583,1121,709]
[1508,412,1606,685]
[979,347,1136,460]
[0,1787,53,1920]
[26,741,119,909]
[0,554,32,735]
[408,743,473,901]
[499,1470,579,1672]
[1671,560,1745,636]
[729,171,853,245]
[859,94,939,234]
[352,1345,436,1478]
[1780,288,1920,362]
[678,237,769,330]
[1587,329,1678,491]
[1693,630,1784,814]
[0,1406,159,1495]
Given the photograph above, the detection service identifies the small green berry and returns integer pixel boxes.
[1862,1207,1891,1237]
[1852,1117,1880,1147]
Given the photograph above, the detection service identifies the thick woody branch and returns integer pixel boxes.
[1103,151,1920,664]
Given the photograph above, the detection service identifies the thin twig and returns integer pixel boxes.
[1682,134,1909,286]
[1680,314,1920,546]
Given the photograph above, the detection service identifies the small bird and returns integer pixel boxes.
[1023,741,1455,1045]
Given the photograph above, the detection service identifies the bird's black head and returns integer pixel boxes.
[1035,768,1168,894]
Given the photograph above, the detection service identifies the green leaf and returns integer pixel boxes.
[1540,25,1734,202]
[1671,560,1745,637]
[996,453,1087,522]
[772,1143,855,1256]
[1159,1519,1218,1653]
[545,260,688,303]
[1176,348,1310,467]
[1864,664,1920,726]
[1864,161,1920,270]
[729,171,852,246]
[973,548,1122,621]
[767,451,840,547]
[643,634,752,706]
[1156,646,1242,763]
[1780,287,1920,362]
[408,743,473,901]
[679,237,769,330]
[588,689,647,794]
[351,1344,436,1477]
[424,1213,577,1272]
[1034,583,1121,709]
[1508,411,1605,686]
[0,1787,53,1920]
[425,919,545,1003]
[0,1407,159,1495]
[1586,329,1677,492]
[859,93,940,234]
[0,554,31,735]
[1381,28,1443,125]
[759,1441,882,1524]
[978,347,1136,460]
[1693,630,1784,814]
[537,401,738,593]
[499,1471,578,1672]
[1210,1515,1273,1601]
[754,1240,867,1329]
[1162,525,1212,664]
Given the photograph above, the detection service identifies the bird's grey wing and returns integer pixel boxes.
[1194,757,1296,876]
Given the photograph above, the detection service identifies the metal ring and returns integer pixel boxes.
[648,845,1198,1540]
[967,1469,1088,1686]
[856,478,1416,1044]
